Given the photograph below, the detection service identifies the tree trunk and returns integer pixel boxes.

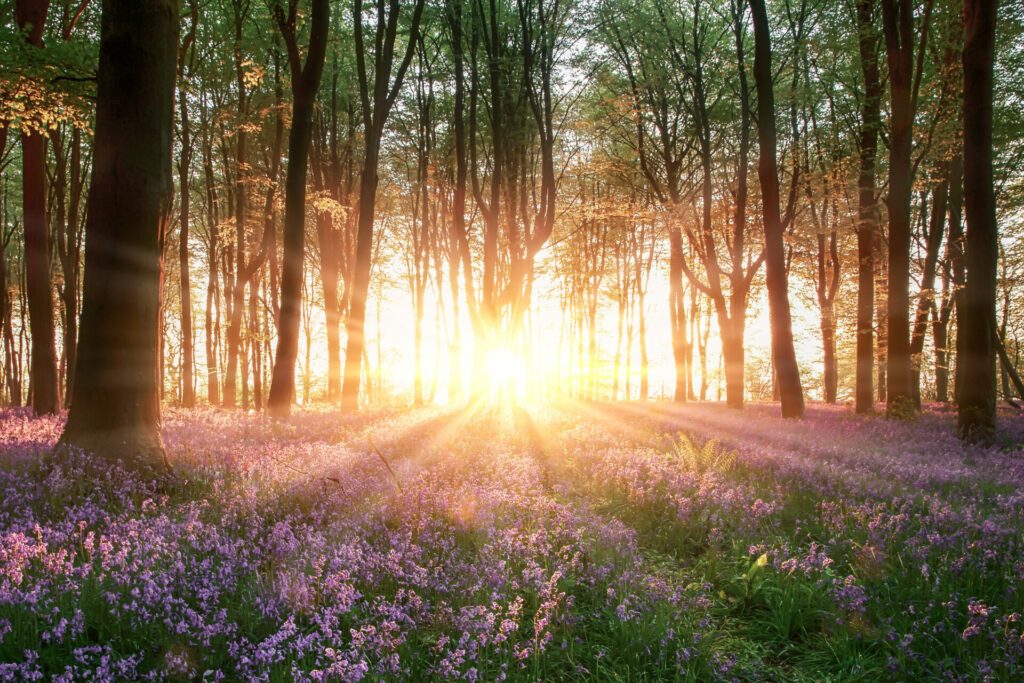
[638,284,649,400]
[446,0,472,402]
[59,0,179,469]
[249,271,262,408]
[874,227,888,401]
[201,118,221,406]
[222,3,250,409]
[0,239,17,405]
[318,210,343,402]
[910,169,949,406]
[341,0,426,410]
[63,130,83,405]
[932,299,950,402]
[817,232,840,404]
[721,318,745,409]
[881,0,922,416]
[699,303,711,401]
[178,81,195,407]
[750,0,804,418]
[17,0,60,416]
[668,226,688,403]
[946,150,966,403]
[267,0,329,418]
[340,148,379,411]
[855,0,881,414]
[957,0,998,441]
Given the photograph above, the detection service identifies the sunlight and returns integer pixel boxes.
[484,345,527,397]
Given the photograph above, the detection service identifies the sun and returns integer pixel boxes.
[484,345,527,393]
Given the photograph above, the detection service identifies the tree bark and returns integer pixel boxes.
[668,226,688,403]
[222,0,250,408]
[341,0,426,410]
[881,0,928,416]
[201,106,221,406]
[957,0,998,441]
[750,0,804,418]
[855,0,881,413]
[910,168,948,407]
[317,208,343,401]
[817,232,840,403]
[177,79,195,408]
[59,0,179,469]
[17,0,60,416]
[267,0,330,418]
[943,150,965,402]
[0,232,18,405]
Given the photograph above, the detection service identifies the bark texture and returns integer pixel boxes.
[59,0,180,469]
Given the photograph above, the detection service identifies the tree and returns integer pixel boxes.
[58,0,179,468]
[16,0,60,416]
[599,0,693,403]
[750,0,804,418]
[854,0,881,413]
[880,0,932,416]
[677,0,766,409]
[221,0,251,408]
[310,46,359,405]
[340,0,426,410]
[0,215,19,406]
[957,0,998,441]
[266,0,330,418]
[51,1,94,407]
[177,0,198,407]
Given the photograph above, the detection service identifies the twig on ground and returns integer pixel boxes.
[367,435,403,493]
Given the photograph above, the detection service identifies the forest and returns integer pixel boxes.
[0,0,1023,679]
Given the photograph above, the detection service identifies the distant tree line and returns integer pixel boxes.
[0,0,1017,467]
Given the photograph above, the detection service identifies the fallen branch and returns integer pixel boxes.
[367,435,403,493]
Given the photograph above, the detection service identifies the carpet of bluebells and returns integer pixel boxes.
[1,402,1023,681]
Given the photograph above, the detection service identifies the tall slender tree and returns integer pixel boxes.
[177,0,198,408]
[341,0,426,410]
[16,0,60,416]
[854,0,881,413]
[267,0,330,418]
[880,0,932,415]
[749,0,804,418]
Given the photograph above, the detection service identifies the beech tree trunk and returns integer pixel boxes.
[0,233,18,405]
[750,0,804,418]
[267,0,330,418]
[17,0,60,416]
[957,0,998,441]
[721,321,745,408]
[59,0,179,469]
[668,226,688,403]
[222,0,250,408]
[910,169,948,407]
[341,0,426,410]
[317,209,343,402]
[817,232,840,404]
[59,129,84,405]
[178,80,196,408]
[881,0,925,416]
[855,0,881,414]
[942,151,965,403]
[200,110,221,406]
[341,143,380,410]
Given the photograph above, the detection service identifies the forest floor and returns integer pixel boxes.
[1,401,1023,681]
